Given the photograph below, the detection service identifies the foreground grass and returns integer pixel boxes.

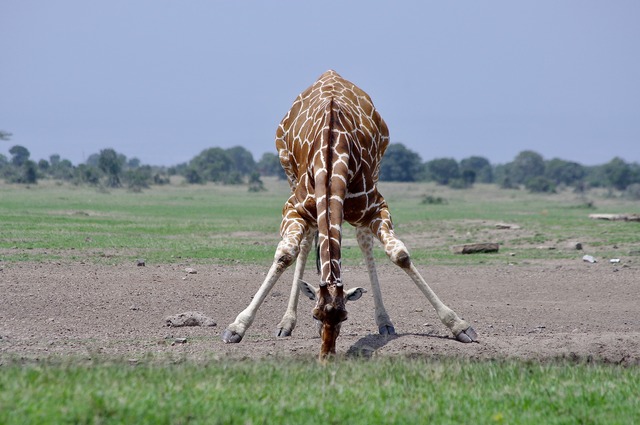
[1,357,637,425]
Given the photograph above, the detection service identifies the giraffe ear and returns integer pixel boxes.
[298,279,318,301]
[345,287,366,302]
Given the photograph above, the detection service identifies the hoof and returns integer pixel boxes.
[455,326,478,343]
[221,329,243,343]
[378,325,397,336]
[275,328,292,337]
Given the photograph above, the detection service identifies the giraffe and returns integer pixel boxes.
[222,70,477,358]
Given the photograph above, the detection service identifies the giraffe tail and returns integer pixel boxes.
[314,99,349,287]
[314,230,320,275]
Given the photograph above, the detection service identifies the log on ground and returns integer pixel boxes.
[451,243,500,254]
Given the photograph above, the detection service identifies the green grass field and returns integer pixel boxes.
[1,180,639,424]
[2,179,639,265]
[1,357,638,425]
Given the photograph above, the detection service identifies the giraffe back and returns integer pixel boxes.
[276,70,390,286]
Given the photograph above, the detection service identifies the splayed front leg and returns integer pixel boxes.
[222,255,292,343]
[370,208,478,343]
[403,263,478,343]
[222,206,307,344]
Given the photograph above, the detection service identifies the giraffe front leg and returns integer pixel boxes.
[222,209,308,344]
[275,229,315,337]
[370,208,478,343]
[356,226,396,336]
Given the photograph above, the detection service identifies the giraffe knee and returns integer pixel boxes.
[275,242,299,269]
[390,248,412,269]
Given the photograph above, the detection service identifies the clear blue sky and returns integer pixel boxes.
[2,1,639,167]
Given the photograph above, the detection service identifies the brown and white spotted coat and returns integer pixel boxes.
[222,70,477,358]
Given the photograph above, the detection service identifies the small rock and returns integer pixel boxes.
[609,258,621,263]
[137,259,146,267]
[165,311,217,327]
[495,223,521,230]
[185,267,197,274]
[174,338,187,344]
[582,255,597,263]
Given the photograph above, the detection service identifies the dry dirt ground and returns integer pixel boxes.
[1,260,639,365]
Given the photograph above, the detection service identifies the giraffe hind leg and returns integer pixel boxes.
[275,229,315,337]
[356,226,396,335]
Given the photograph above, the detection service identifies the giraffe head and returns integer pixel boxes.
[299,280,366,359]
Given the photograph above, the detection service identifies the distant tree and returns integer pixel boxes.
[38,159,50,172]
[257,152,286,179]
[460,169,477,187]
[425,158,460,185]
[226,146,256,176]
[123,165,152,191]
[506,150,545,185]
[248,171,266,192]
[98,148,124,187]
[602,157,631,191]
[544,158,585,187]
[525,176,556,193]
[85,153,100,167]
[6,159,38,184]
[21,160,39,184]
[379,143,424,182]
[127,157,141,168]
[631,162,640,185]
[50,159,75,181]
[50,154,61,167]
[184,167,203,184]
[153,172,170,185]
[189,147,234,183]
[460,156,493,183]
[9,145,30,167]
[75,164,102,186]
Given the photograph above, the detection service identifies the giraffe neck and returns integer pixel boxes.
[315,98,348,287]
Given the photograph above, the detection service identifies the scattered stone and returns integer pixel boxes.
[582,255,597,263]
[185,267,197,274]
[165,311,216,327]
[610,259,621,264]
[136,259,146,267]
[495,223,521,230]
[173,338,187,345]
[452,243,499,254]
[537,246,556,250]
[567,242,583,250]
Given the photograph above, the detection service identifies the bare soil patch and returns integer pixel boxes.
[1,260,638,364]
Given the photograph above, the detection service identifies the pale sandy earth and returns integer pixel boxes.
[1,259,638,365]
